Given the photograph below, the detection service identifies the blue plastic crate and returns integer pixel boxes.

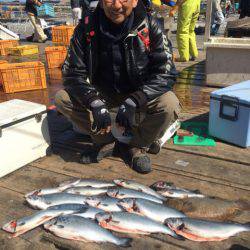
[37,3,55,18]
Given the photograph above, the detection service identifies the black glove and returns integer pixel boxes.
[90,99,111,133]
[116,98,137,130]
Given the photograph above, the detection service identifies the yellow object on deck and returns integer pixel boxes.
[176,0,200,61]
[6,45,39,56]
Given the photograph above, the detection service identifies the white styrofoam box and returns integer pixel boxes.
[209,80,250,147]
[0,99,50,178]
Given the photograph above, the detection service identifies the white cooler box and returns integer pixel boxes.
[0,99,50,178]
[209,80,250,147]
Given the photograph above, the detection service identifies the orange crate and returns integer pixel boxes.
[52,25,75,46]
[0,40,19,56]
[45,46,67,68]
[0,61,47,93]
[0,60,8,85]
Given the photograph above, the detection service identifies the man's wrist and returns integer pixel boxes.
[124,98,137,108]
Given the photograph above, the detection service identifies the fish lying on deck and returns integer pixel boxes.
[86,196,124,212]
[26,193,89,209]
[59,179,116,188]
[65,186,108,196]
[165,217,250,241]
[166,197,250,220]
[44,215,132,247]
[25,186,69,198]
[150,181,205,199]
[95,212,182,239]
[107,187,163,204]
[2,204,88,237]
[118,198,186,223]
[113,179,166,200]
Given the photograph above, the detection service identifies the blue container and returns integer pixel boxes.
[37,3,55,18]
[209,80,250,147]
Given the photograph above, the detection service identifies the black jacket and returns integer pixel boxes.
[62,1,177,108]
[25,0,42,16]
[239,0,250,17]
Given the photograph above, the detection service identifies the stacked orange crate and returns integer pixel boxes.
[45,46,67,68]
[0,62,47,93]
[52,26,75,46]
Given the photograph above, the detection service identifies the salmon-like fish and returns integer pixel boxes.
[2,204,88,237]
[44,215,132,247]
[26,193,89,209]
[165,217,250,241]
[118,198,186,223]
[95,212,182,239]
[113,179,166,200]
[150,181,205,199]
[107,187,163,204]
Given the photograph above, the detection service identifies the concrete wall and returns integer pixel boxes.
[205,38,250,87]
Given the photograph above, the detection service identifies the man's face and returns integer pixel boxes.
[101,0,138,24]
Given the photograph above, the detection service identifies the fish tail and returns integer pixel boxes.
[117,237,132,247]
[236,200,250,211]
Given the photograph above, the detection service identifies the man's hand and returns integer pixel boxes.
[90,99,111,135]
[116,98,137,131]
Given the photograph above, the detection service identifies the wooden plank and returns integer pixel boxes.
[163,142,250,167]
[150,148,250,188]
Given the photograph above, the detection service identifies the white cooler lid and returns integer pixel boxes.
[0,99,46,126]
[210,80,250,105]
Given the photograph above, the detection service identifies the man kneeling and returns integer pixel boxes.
[55,0,181,174]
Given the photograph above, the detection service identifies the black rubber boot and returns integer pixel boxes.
[80,141,115,164]
[116,142,152,174]
[147,140,161,154]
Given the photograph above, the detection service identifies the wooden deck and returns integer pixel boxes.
[0,36,249,250]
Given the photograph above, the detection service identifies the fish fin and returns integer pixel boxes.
[118,237,132,248]
[172,234,186,241]
[236,200,250,211]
